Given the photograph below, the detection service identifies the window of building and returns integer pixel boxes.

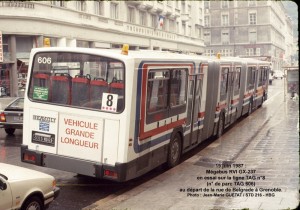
[188,5,191,14]
[249,12,256,25]
[205,49,214,56]
[204,16,210,27]
[182,22,186,35]
[195,26,202,38]
[94,0,104,16]
[162,18,168,31]
[128,6,135,23]
[248,0,256,6]
[204,1,210,9]
[221,0,229,8]
[204,31,210,43]
[256,48,261,56]
[170,19,176,33]
[249,30,257,43]
[220,49,230,56]
[139,10,147,26]
[246,48,254,56]
[50,1,65,7]
[181,1,186,13]
[222,31,229,45]
[110,2,119,19]
[151,14,157,28]
[76,1,86,12]
[222,14,229,26]
[188,26,192,36]
[234,13,238,25]
[77,40,89,48]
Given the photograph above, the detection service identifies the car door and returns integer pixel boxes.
[0,177,12,210]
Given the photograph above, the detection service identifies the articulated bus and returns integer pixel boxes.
[21,47,270,181]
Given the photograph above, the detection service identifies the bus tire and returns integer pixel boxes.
[5,128,15,135]
[167,132,182,168]
[217,112,225,138]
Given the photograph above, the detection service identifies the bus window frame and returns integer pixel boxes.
[146,68,188,125]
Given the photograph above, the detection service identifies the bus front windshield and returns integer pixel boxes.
[28,52,125,113]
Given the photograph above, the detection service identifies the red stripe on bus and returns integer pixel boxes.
[244,93,252,98]
[198,112,205,118]
[231,98,239,105]
[216,103,227,111]
[139,119,186,140]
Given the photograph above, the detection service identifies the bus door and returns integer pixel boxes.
[184,73,201,149]
[225,69,235,125]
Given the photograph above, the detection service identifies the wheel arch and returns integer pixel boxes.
[21,191,44,210]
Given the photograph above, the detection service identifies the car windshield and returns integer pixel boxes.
[28,52,125,113]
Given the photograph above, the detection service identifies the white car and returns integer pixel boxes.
[0,163,60,210]
[273,70,284,79]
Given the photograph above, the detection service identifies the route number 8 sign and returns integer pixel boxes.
[101,93,118,112]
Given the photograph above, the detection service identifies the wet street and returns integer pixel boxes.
[0,78,299,210]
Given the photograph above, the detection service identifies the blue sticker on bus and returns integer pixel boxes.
[39,121,50,131]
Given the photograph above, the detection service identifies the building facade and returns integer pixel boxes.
[0,1,205,97]
[203,0,291,71]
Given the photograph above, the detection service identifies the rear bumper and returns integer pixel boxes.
[20,144,128,182]
[0,122,23,129]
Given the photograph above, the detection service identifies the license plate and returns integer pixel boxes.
[13,116,23,121]
[32,131,55,147]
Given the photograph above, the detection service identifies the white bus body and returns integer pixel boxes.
[21,48,270,181]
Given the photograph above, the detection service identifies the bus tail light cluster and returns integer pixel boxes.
[104,169,118,179]
[23,153,36,163]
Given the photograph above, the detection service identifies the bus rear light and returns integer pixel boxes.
[104,169,118,179]
[23,153,36,163]
[0,113,6,122]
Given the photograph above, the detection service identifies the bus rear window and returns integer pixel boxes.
[28,52,125,113]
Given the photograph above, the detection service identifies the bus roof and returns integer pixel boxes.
[30,47,270,66]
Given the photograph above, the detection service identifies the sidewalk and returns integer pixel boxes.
[85,82,299,210]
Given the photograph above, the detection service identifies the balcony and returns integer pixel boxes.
[140,1,153,9]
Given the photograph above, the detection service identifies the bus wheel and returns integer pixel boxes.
[217,113,225,138]
[167,133,182,168]
[5,128,15,135]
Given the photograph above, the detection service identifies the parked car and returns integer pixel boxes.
[0,97,24,135]
[0,163,60,210]
[273,70,284,79]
